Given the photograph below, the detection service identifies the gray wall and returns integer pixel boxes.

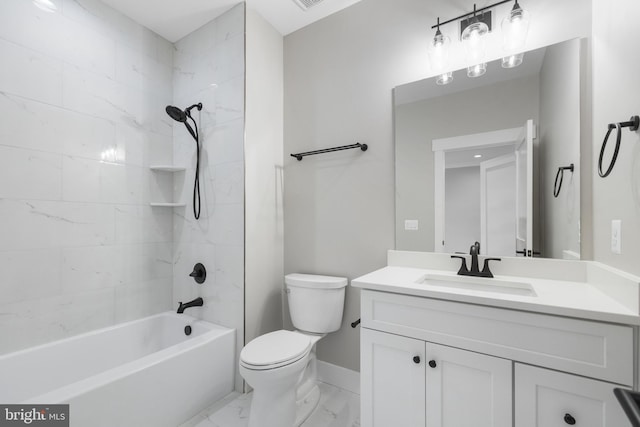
[539,39,582,259]
[283,0,592,371]
[591,0,640,275]
[395,75,540,252]
[244,7,285,350]
[445,167,481,254]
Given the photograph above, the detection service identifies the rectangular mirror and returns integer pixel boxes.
[394,38,585,259]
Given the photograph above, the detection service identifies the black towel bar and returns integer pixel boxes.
[291,143,368,161]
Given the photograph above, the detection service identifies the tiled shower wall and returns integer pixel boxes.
[171,4,246,391]
[0,0,175,353]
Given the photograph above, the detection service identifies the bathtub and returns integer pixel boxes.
[0,312,235,427]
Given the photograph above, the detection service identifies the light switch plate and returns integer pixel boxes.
[404,220,419,231]
[611,220,621,254]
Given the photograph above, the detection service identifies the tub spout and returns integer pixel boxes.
[177,297,203,314]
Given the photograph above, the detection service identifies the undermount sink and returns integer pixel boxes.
[418,273,537,297]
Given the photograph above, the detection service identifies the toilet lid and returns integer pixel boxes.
[240,330,311,367]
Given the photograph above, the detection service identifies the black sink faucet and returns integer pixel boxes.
[470,241,480,273]
[177,297,204,314]
[451,242,501,278]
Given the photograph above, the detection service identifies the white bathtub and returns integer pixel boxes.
[0,312,235,427]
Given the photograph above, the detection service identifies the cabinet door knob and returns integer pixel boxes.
[412,356,421,364]
[564,413,576,425]
[428,360,437,368]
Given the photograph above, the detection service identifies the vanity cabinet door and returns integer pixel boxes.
[425,342,512,427]
[361,328,426,427]
[515,364,630,427]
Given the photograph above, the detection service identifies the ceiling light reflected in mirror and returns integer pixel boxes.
[33,0,57,13]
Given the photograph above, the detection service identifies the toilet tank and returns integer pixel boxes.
[285,274,348,334]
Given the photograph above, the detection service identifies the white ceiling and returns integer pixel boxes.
[99,0,363,42]
[446,145,516,169]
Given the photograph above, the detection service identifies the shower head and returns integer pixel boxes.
[165,103,203,123]
[165,103,203,143]
[165,105,187,123]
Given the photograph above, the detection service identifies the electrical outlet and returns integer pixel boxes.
[404,220,419,231]
[611,220,621,254]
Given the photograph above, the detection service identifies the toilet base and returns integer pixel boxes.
[242,334,325,427]
[294,383,320,427]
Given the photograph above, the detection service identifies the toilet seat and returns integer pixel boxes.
[240,330,312,371]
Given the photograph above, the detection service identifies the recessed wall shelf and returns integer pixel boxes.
[149,165,187,172]
[149,165,186,206]
[150,202,186,207]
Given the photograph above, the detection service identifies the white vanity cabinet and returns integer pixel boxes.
[361,327,512,427]
[359,289,634,427]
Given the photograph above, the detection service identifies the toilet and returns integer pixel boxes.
[239,273,348,427]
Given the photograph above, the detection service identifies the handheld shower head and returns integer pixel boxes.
[164,102,204,221]
[165,105,187,123]
[165,103,203,123]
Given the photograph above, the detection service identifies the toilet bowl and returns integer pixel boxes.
[239,274,347,427]
[240,330,322,427]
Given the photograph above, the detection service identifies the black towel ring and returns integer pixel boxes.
[553,164,574,198]
[598,116,639,178]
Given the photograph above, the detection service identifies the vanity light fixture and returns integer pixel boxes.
[428,18,454,85]
[428,0,531,83]
[501,0,531,68]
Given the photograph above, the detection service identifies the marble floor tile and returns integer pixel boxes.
[182,382,360,427]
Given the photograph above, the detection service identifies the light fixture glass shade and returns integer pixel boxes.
[502,53,524,68]
[427,29,452,74]
[502,2,530,54]
[462,17,489,76]
[436,72,454,85]
[467,63,487,78]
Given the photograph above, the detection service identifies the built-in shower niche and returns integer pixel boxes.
[149,165,187,207]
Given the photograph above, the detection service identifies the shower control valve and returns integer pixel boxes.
[189,263,206,284]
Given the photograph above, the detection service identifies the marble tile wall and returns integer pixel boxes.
[0,0,175,353]
[171,4,246,391]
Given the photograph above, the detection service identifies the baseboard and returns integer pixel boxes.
[317,360,360,395]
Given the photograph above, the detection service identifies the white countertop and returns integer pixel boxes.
[352,264,640,326]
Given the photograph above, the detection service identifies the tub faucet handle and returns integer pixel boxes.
[189,263,206,284]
